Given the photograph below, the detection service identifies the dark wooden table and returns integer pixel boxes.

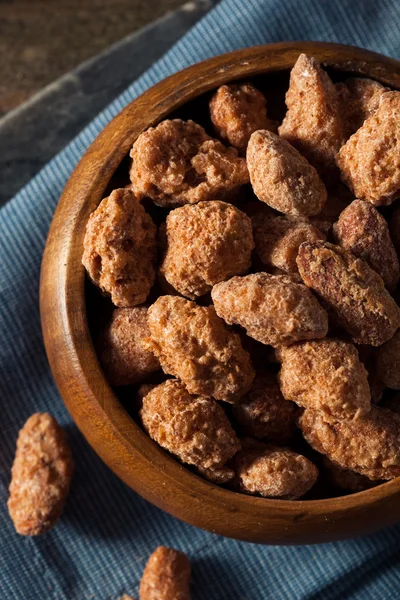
[0,0,217,204]
[0,0,186,116]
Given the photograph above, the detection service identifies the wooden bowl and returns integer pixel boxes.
[40,42,400,545]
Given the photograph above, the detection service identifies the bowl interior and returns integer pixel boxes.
[41,42,400,544]
[88,62,398,500]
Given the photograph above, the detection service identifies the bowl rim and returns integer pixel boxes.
[40,41,400,544]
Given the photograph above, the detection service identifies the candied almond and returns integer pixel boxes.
[297,241,400,346]
[209,82,276,152]
[298,407,400,480]
[8,413,74,536]
[336,77,388,138]
[335,77,388,139]
[333,199,399,291]
[82,188,157,307]
[211,273,328,348]
[278,339,371,420]
[140,380,239,470]
[279,54,345,179]
[145,296,254,403]
[160,200,254,299]
[232,373,296,441]
[130,119,249,207]
[233,441,318,499]
[247,130,327,216]
[139,546,191,600]
[98,307,160,386]
[336,91,400,206]
[252,212,326,275]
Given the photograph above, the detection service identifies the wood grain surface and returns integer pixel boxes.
[0,0,184,115]
[40,42,400,545]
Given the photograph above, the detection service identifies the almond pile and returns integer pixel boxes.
[81,54,400,500]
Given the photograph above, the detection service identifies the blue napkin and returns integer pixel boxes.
[1,1,400,598]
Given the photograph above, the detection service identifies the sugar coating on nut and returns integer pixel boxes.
[333,199,399,291]
[139,546,191,600]
[376,330,400,390]
[336,77,388,138]
[279,54,345,179]
[195,464,235,484]
[209,82,276,152]
[247,130,327,216]
[211,273,328,348]
[232,373,296,441]
[8,413,74,536]
[234,442,318,499]
[336,92,400,206]
[82,188,157,307]
[322,457,379,492]
[145,296,254,402]
[252,212,326,275]
[278,339,371,420]
[298,406,400,480]
[160,201,254,299]
[99,307,160,386]
[140,380,239,470]
[297,241,400,346]
[129,119,249,207]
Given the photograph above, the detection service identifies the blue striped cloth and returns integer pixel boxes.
[1,1,400,598]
